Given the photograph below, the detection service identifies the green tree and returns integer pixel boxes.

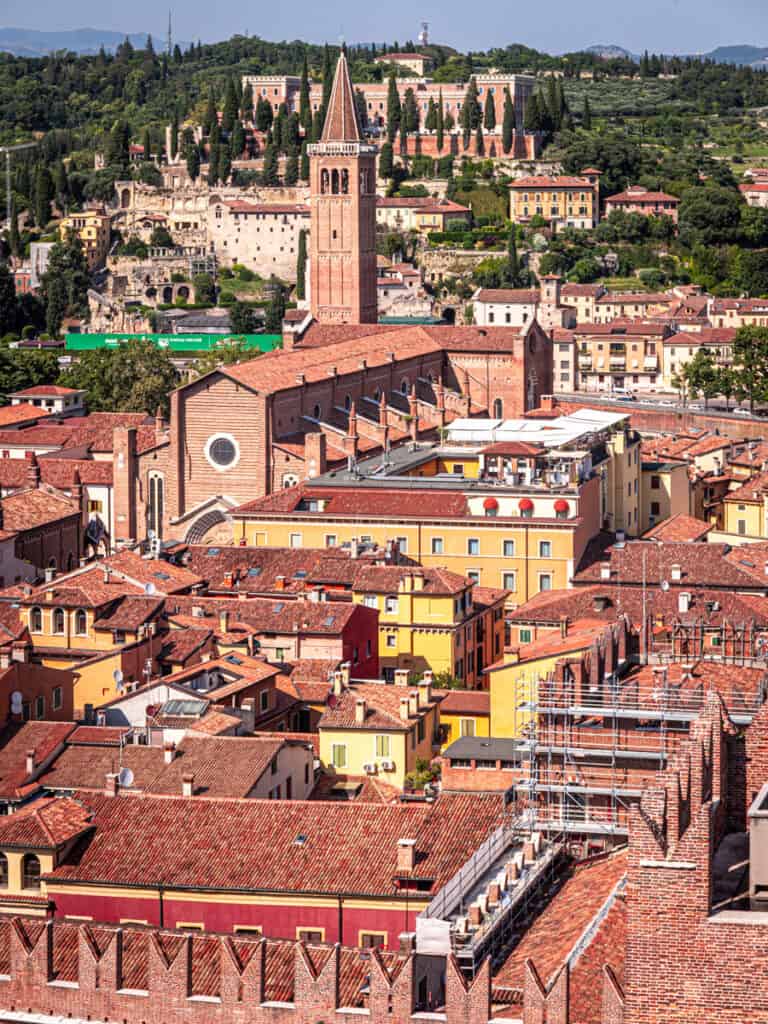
[261,144,279,186]
[202,92,217,136]
[284,148,299,185]
[732,326,768,412]
[221,77,239,133]
[425,98,437,132]
[58,339,179,415]
[321,44,333,113]
[717,365,737,412]
[0,347,58,392]
[296,228,307,301]
[682,347,719,409]
[387,73,401,143]
[241,82,254,121]
[263,283,285,333]
[105,120,130,167]
[524,92,543,132]
[149,225,174,248]
[299,53,312,133]
[8,197,20,258]
[193,337,253,376]
[403,88,419,136]
[186,144,201,181]
[40,234,89,336]
[582,95,592,130]
[142,128,152,162]
[0,263,17,337]
[678,185,743,248]
[502,88,515,154]
[300,141,309,182]
[218,148,232,184]
[483,90,496,132]
[255,96,273,132]
[475,123,484,156]
[379,142,394,179]
[230,121,245,158]
[34,165,54,228]
[505,230,520,285]
[436,90,445,151]
[192,273,216,304]
[228,302,257,334]
[169,108,179,160]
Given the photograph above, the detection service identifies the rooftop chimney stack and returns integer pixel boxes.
[399,696,411,721]
[182,773,195,798]
[355,698,367,723]
[670,563,682,582]
[397,838,417,873]
[25,749,35,776]
[163,743,176,765]
[104,772,119,797]
[600,562,611,581]
[340,662,351,686]
[394,668,409,687]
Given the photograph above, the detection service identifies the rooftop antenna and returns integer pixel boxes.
[167,9,172,56]
[418,21,429,47]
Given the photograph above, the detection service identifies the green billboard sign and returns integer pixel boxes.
[65,333,282,353]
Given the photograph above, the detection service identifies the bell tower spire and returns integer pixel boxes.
[308,52,378,324]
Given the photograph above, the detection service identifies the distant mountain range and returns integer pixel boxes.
[584,42,768,69]
[0,27,176,57]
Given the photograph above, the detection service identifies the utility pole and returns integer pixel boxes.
[0,141,38,225]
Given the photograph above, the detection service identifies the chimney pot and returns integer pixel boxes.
[25,749,35,776]
[355,698,367,723]
[399,696,410,721]
[182,772,194,797]
[396,837,416,873]
[394,668,409,687]
[163,743,176,765]
[104,772,119,797]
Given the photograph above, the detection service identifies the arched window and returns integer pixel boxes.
[47,557,56,570]
[331,169,340,195]
[0,853,7,889]
[341,170,349,194]
[344,395,352,411]
[401,379,409,395]
[321,169,329,194]
[360,169,369,194]
[493,398,503,419]
[30,607,42,633]
[312,404,322,420]
[148,473,165,539]
[373,387,381,402]
[75,609,87,636]
[66,553,74,571]
[22,854,40,890]
[52,608,65,635]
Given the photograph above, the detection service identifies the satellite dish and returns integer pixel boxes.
[144,581,157,596]
[10,690,23,714]
[660,580,670,592]
[113,669,124,689]
[117,766,134,788]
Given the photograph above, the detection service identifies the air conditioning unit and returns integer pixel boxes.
[380,759,395,771]
[363,762,377,774]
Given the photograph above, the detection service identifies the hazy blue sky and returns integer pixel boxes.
[3,0,768,55]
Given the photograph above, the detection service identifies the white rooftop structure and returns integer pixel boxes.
[446,409,629,449]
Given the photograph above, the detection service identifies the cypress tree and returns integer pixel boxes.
[296,229,307,300]
[524,92,541,133]
[403,88,419,136]
[321,45,333,112]
[273,112,284,152]
[311,109,323,142]
[546,77,559,130]
[255,97,273,132]
[241,82,254,121]
[170,109,179,160]
[34,165,53,228]
[464,77,481,129]
[506,229,519,285]
[425,98,437,132]
[483,90,496,132]
[0,262,17,337]
[202,92,217,136]
[186,145,201,181]
[142,128,152,162]
[583,95,592,130]
[299,53,312,133]
[436,90,444,151]
[207,146,220,185]
[231,121,245,158]
[386,72,401,143]
[285,112,300,150]
[379,142,394,179]
[218,148,232,184]
[8,198,20,258]
[475,123,484,156]
[222,78,239,133]
[53,160,69,209]
[284,148,299,185]
[300,141,309,181]
[502,88,515,153]
[261,144,279,186]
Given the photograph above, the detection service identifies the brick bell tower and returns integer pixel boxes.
[308,51,378,324]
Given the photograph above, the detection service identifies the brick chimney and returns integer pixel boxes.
[25,451,40,488]
[399,696,410,721]
[397,838,416,873]
[104,772,119,797]
[182,772,195,797]
[219,610,229,634]
[25,749,35,776]
[163,743,176,765]
[340,662,351,686]
[417,680,432,707]
[305,432,327,479]
[355,698,367,723]
[408,691,419,716]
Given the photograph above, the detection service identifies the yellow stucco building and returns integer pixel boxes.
[509,171,600,230]
[60,208,111,270]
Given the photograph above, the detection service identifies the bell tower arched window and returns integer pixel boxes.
[321,169,329,194]
[331,170,340,195]
[341,170,349,194]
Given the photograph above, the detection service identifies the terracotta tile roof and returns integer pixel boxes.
[493,850,627,995]
[574,539,765,590]
[161,653,280,691]
[38,743,163,792]
[309,772,402,804]
[1,488,77,531]
[93,595,164,631]
[470,585,508,609]
[285,658,340,684]
[574,320,668,336]
[663,327,736,346]
[232,484,469,519]
[318,682,442,732]
[724,471,768,503]
[729,442,768,468]
[222,200,309,215]
[352,565,468,596]
[166,595,362,636]
[643,514,713,542]
[23,565,146,609]
[102,551,203,594]
[561,284,604,298]
[40,459,114,487]
[143,734,289,797]
[605,189,679,203]
[48,791,504,896]
[0,721,76,799]
[187,709,243,735]
[0,794,93,848]
[620,660,767,717]
[510,176,594,188]
[9,386,81,397]
[66,726,130,746]
[480,441,545,457]
[0,404,49,427]
[594,292,672,306]
[182,544,354,594]
[506,622,608,665]
[475,288,540,304]
[160,627,214,665]
[438,690,490,715]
